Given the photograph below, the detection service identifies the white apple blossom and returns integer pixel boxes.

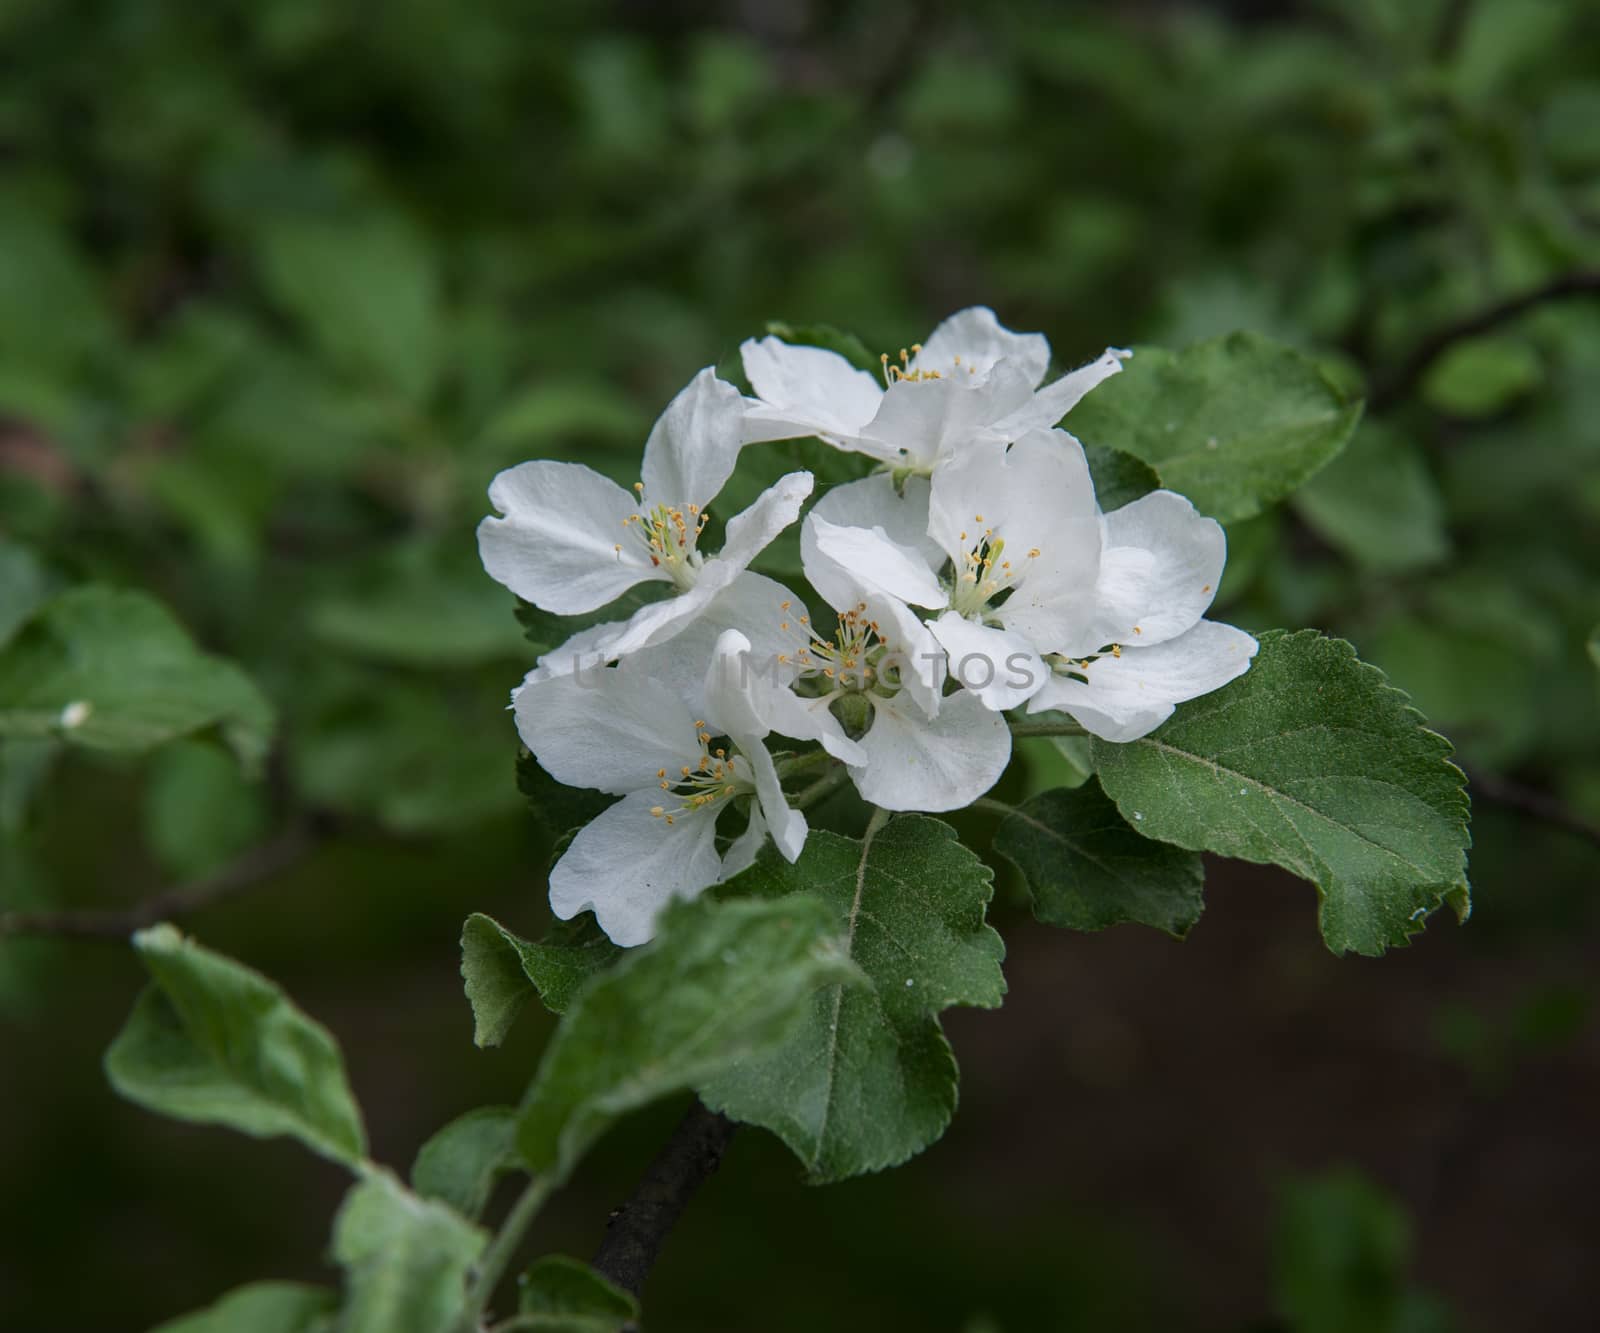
[802,429,1257,741]
[478,366,813,670]
[740,306,1128,472]
[515,628,860,946]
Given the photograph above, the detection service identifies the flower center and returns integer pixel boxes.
[621,489,709,591]
[648,722,752,826]
[946,515,1041,619]
[878,343,979,387]
[1045,643,1125,683]
[775,600,901,696]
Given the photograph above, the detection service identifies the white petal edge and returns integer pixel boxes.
[928,612,1047,711]
[717,470,814,571]
[478,461,660,614]
[848,688,1011,813]
[640,366,748,509]
[914,305,1051,387]
[739,337,884,444]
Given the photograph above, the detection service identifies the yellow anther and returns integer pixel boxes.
[1111,644,1122,658]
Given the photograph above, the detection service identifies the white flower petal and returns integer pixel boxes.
[478,461,660,614]
[1052,489,1226,657]
[913,305,1050,386]
[994,346,1130,434]
[717,470,814,570]
[595,559,741,661]
[857,360,1035,469]
[740,743,807,862]
[811,473,944,568]
[927,429,1099,580]
[928,612,1047,711]
[1030,620,1259,742]
[849,688,1010,812]
[513,669,700,795]
[524,619,625,684]
[621,572,806,717]
[548,792,723,947]
[719,803,768,882]
[640,367,748,508]
[869,593,947,719]
[739,337,884,445]
[702,627,865,766]
[808,515,947,610]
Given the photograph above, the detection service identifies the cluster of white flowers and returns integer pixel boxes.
[479,308,1257,945]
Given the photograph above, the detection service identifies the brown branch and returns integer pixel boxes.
[1470,772,1600,853]
[1370,271,1600,412]
[0,820,324,940]
[591,1100,738,1301]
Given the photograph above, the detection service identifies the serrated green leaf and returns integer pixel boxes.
[461,912,621,1046]
[256,214,438,397]
[0,586,275,771]
[516,1256,639,1331]
[764,321,878,374]
[410,1105,518,1221]
[330,1170,487,1333]
[150,1282,336,1333]
[105,924,367,1167]
[1092,631,1471,957]
[1294,423,1449,574]
[994,781,1206,937]
[1066,332,1362,522]
[1082,441,1160,512]
[699,814,1006,1183]
[517,895,861,1184]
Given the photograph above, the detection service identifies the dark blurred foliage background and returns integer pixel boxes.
[2,0,1598,1329]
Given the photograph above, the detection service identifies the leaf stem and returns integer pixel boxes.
[458,1174,556,1332]
[1007,719,1088,739]
[792,764,852,810]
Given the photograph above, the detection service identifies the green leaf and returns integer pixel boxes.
[514,587,670,659]
[994,782,1206,937]
[256,213,438,397]
[460,912,621,1046]
[516,894,861,1184]
[105,925,367,1167]
[764,320,878,374]
[1294,423,1450,574]
[698,814,1006,1183]
[1082,441,1160,512]
[1587,624,1599,673]
[144,740,270,880]
[1275,1169,1457,1333]
[1092,631,1471,957]
[0,538,54,648]
[410,1105,518,1221]
[1065,332,1363,522]
[1421,336,1542,420]
[150,1282,336,1333]
[0,586,275,771]
[515,1256,639,1332]
[330,1170,487,1333]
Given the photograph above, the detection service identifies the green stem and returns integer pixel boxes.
[774,748,834,782]
[792,764,851,811]
[1007,719,1087,739]
[458,1175,555,1333]
[969,797,1016,819]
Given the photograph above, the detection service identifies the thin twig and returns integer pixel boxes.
[591,1100,738,1300]
[1370,271,1600,411]
[458,1174,556,1333]
[0,820,324,940]
[1470,772,1600,853]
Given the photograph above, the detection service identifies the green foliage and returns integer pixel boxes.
[993,782,1206,937]
[1275,1170,1457,1333]
[105,925,367,1167]
[460,911,620,1046]
[1093,631,1472,957]
[517,895,862,1184]
[143,740,270,880]
[1294,423,1450,574]
[0,587,275,770]
[150,1282,336,1333]
[700,815,1006,1183]
[329,1170,486,1333]
[1421,336,1542,419]
[1081,440,1161,512]
[515,1257,639,1332]
[1066,333,1363,522]
[410,1106,519,1222]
